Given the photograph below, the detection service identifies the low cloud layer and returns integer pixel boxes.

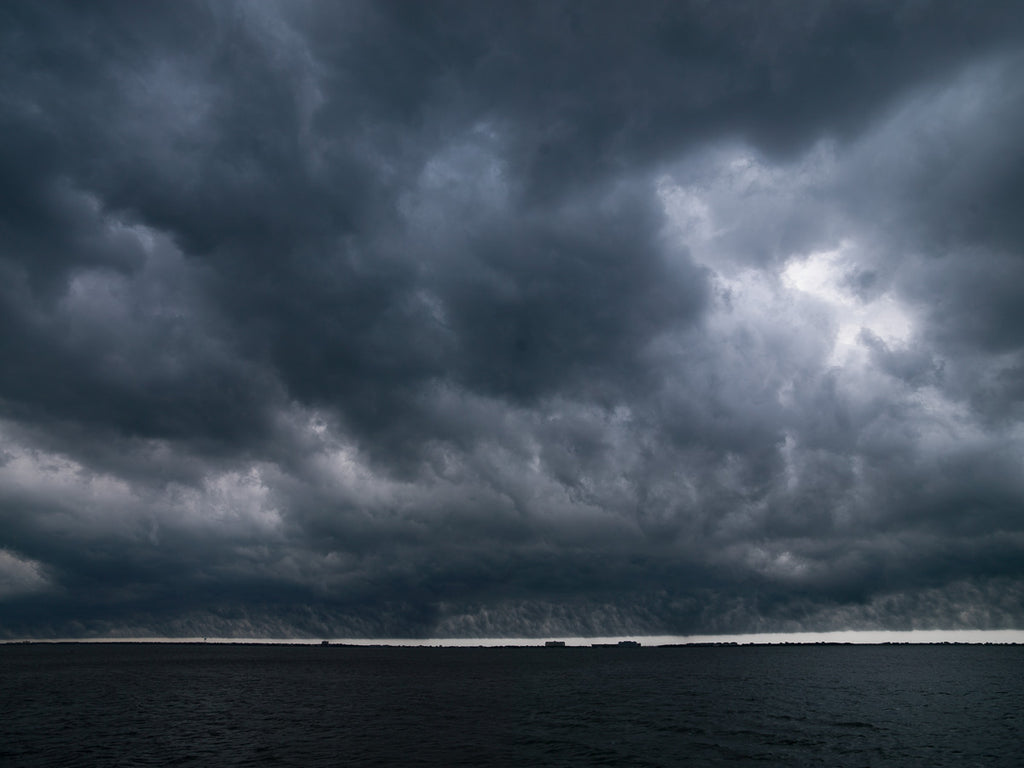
[2,1,1023,638]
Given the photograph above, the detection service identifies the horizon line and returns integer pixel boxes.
[4,630,1024,646]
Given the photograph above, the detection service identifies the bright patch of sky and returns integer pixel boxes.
[782,241,914,366]
[658,150,916,372]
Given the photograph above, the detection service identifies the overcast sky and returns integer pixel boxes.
[2,1,1023,639]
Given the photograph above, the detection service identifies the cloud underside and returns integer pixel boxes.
[1,1,1023,637]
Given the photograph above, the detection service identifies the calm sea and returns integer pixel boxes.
[1,643,1021,766]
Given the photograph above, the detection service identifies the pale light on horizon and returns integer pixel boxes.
[8,630,1024,646]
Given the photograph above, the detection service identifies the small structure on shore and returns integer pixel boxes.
[544,640,566,647]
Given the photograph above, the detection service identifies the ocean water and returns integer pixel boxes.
[1,643,1021,766]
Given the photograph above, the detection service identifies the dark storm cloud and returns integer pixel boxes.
[2,1,1024,638]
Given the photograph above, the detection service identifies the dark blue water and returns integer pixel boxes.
[1,643,1021,766]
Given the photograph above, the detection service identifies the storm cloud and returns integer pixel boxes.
[2,0,1023,639]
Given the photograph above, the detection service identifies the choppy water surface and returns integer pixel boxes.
[1,643,1021,766]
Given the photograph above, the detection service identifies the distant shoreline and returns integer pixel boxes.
[4,630,1024,646]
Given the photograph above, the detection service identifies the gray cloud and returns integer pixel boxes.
[1,1,1023,639]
